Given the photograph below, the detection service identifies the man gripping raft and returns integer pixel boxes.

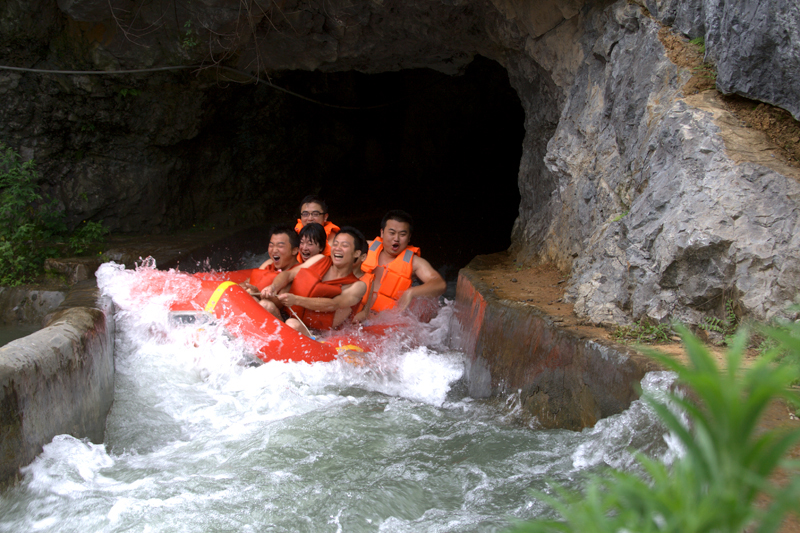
[240,225,300,304]
[294,195,339,255]
[261,227,367,335]
[360,210,445,317]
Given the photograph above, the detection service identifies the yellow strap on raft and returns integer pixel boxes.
[317,342,367,365]
[205,281,237,313]
[337,346,367,366]
[335,344,365,353]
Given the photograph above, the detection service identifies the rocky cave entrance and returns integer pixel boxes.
[165,55,526,274]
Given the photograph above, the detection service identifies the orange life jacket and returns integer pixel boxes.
[294,220,340,256]
[288,256,360,330]
[353,271,375,315]
[249,264,281,291]
[360,237,421,312]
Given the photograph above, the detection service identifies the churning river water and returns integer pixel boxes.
[0,262,677,532]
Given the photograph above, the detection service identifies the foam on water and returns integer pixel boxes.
[0,261,679,532]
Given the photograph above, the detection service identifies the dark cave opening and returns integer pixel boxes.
[173,55,525,275]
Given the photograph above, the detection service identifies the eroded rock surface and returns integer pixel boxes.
[564,92,800,325]
[1,0,799,325]
[644,0,800,120]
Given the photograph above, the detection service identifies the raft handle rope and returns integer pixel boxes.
[285,305,315,340]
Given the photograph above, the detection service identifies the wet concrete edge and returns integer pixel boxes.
[0,280,114,490]
[450,258,661,431]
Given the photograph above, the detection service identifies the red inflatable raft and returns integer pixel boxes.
[132,269,396,364]
[171,278,341,363]
[129,265,429,364]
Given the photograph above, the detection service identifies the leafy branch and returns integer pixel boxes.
[512,323,800,533]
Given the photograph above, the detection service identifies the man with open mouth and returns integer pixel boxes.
[360,210,446,318]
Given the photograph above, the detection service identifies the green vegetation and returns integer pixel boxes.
[689,36,706,54]
[511,323,800,533]
[69,220,109,255]
[699,298,739,345]
[609,210,628,223]
[0,143,108,286]
[612,318,675,344]
[760,307,800,390]
[693,63,717,82]
[182,20,199,49]
[118,88,141,97]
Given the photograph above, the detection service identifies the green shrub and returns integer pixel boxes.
[69,220,109,255]
[0,144,51,285]
[512,324,800,533]
[0,142,108,285]
[699,299,738,343]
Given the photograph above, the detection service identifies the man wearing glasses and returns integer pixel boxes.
[294,195,339,255]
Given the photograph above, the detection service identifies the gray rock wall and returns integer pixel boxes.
[0,288,66,325]
[565,91,800,325]
[1,0,799,324]
[643,0,800,120]
[518,2,800,325]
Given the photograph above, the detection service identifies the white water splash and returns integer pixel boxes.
[0,261,678,533]
[572,371,677,471]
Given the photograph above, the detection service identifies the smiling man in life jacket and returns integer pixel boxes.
[294,195,339,255]
[360,210,446,318]
[261,227,367,335]
[240,225,300,302]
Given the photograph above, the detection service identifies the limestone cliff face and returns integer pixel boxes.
[512,1,800,325]
[645,0,800,120]
[1,0,799,325]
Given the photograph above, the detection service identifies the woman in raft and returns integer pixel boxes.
[296,223,327,263]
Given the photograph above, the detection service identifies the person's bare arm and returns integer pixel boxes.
[257,258,274,269]
[397,256,446,311]
[261,270,292,299]
[352,277,376,322]
[240,281,260,295]
[260,257,321,299]
[278,281,367,312]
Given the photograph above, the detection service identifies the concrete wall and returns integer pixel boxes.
[450,257,659,431]
[0,281,114,489]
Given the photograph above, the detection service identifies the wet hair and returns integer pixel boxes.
[335,226,365,259]
[270,224,299,248]
[380,210,414,234]
[298,222,326,248]
[299,195,328,214]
